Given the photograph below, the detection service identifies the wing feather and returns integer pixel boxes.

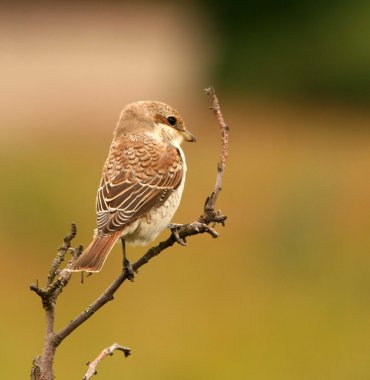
[96,135,183,236]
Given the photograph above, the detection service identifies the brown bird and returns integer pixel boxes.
[70,101,196,273]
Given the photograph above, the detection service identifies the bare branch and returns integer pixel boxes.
[201,85,230,221]
[82,343,131,380]
[47,223,77,286]
[30,224,81,380]
[31,87,230,379]
[53,219,222,346]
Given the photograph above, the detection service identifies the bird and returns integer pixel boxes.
[69,101,196,274]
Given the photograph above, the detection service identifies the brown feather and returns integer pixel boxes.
[96,135,184,236]
[70,101,191,273]
[70,232,121,272]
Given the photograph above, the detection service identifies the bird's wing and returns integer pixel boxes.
[96,135,183,236]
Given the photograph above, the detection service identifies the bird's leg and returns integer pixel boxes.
[121,238,135,281]
[168,223,187,246]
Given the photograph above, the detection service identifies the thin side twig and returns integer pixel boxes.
[83,343,131,380]
[47,223,77,286]
[202,85,229,215]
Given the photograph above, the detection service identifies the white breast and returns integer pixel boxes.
[123,145,187,246]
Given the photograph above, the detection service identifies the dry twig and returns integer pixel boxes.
[30,224,83,380]
[83,343,131,380]
[202,85,229,215]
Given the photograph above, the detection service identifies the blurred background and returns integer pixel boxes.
[1,0,370,378]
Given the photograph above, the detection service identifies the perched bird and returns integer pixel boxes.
[70,101,196,273]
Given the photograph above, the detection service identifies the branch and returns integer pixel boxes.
[30,224,83,380]
[30,224,81,309]
[31,86,230,379]
[52,86,230,347]
[83,343,131,380]
[202,85,229,216]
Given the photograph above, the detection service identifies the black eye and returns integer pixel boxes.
[167,116,177,126]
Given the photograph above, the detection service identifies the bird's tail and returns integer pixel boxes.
[69,232,121,273]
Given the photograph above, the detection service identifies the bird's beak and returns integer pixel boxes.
[182,129,196,142]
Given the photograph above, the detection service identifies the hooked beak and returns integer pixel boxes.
[182,129,197,142]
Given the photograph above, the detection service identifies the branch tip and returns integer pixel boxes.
[82,343,131,380]
[204,85,215,96]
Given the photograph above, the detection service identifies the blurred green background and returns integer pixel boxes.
[1,1,370,379]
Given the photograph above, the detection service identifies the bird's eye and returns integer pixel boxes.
[167,116,177,126]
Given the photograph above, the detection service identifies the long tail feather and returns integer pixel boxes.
[70,232,121,272]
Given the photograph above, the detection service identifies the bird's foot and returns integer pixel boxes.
[168,223,187,246]
[123,257,135,282]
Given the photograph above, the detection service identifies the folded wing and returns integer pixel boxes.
[96,136,183,236]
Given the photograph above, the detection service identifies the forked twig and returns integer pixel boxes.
[83,343,131,380]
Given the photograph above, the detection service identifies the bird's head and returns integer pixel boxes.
[115,101,196,145]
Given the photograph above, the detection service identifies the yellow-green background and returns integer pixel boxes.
[1,1,370,379]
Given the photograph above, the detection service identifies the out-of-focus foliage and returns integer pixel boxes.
[201,0,370,101]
